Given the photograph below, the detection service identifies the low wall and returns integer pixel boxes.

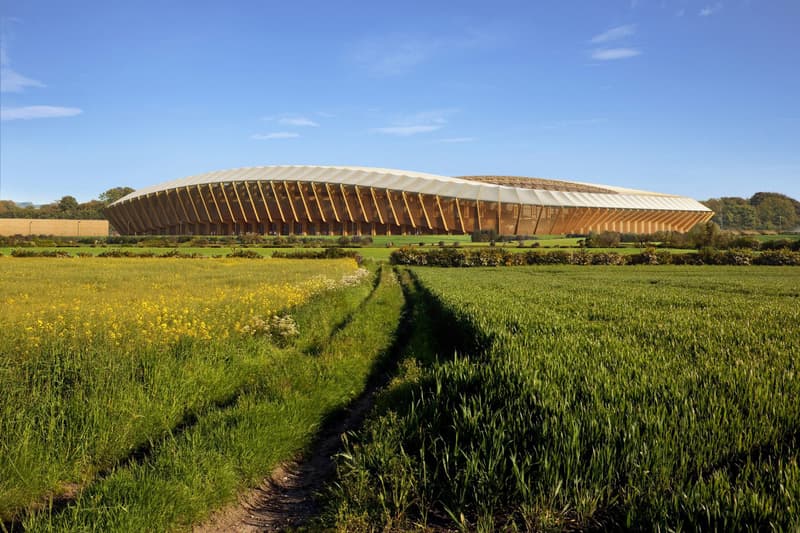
[0,219,109,237]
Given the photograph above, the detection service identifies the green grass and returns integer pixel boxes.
[22,266,404,531]
[328,266,800,531]
[753,233,799,242]
[0,258,391,526]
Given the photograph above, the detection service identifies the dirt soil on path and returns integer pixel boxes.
[194,379,379,532]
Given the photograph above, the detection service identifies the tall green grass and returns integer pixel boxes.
[20,266,404,531]
[328,266,800,531]
[0,258,362,524]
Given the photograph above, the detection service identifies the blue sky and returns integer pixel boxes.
[1,0,798,203]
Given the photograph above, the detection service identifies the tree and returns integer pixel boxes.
[688,221,721,248]
[703,197,756,229]
[98,187,135,204]
[57,196,79,214]
[702,192,799,230]
[753,194,798,230]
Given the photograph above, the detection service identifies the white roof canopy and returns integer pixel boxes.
[112,165,711,212]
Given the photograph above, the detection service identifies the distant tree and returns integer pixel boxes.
[702,192,799,230]
[0,200,18,217]
[99,187,134,204]
[751,193,798,230]
[75,199,106,219]
[0,187,133,221]
[687,221,722,248]
[750,192,800,213]
[585,231,621,248]
[703,197,756,229]
[58,196,79,214]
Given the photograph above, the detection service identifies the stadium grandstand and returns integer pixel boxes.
[105,165,713,236]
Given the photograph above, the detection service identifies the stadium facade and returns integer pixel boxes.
[105,165,713,236]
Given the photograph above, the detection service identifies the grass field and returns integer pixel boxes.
[329,266,800,531]
[0,257,405,529]
[4,254,799,531]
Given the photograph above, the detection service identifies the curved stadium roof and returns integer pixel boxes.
[106,165,714,236]
[112,165,711,213]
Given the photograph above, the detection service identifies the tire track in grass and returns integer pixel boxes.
[196,267,408,532]
[15,269,378,532]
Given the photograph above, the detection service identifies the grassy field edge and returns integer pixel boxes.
[20,266,404,531]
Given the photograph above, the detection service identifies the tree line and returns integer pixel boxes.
[0,187,134,220]
[702,192,799,231]
[2,187,797,231]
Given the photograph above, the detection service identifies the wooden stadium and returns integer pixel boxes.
[105,165,713,236]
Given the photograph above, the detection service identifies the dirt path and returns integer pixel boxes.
[194,383,379,532]
[197,270,414,532]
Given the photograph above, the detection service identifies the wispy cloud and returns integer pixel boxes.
[250,132,300,140]
[591,48,641,60]
[0,67,44,92]
[590,24,636,44]
[1,105,82,121]
[278,116,319,127]
[699,3,723,16]
[352,35,433,76]
[350,26,504,77]
[401,109,454,126]
[371,124,443,136]
[371,108,456,136]
[263,113,322,127]
[0,40,44,92]
[433,137,475,143]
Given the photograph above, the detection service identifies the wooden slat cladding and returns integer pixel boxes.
[106,180,712,235]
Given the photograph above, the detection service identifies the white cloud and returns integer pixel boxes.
[401,109,454,125]
[250,132,300,140]
[371,108,457,136]
[699,3,723,16]
[1,105,82,121]
[590,24,636,44]
[591,48,642,60]
[350,26,504,77]
[278,116,319,127]
[0,67,45,92]
[370,124,443,136]
[0,42,44,92]
[352,35,434,76]
[433,137,475,143]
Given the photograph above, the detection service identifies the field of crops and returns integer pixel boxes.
[4,255,799,531]
[0,257,404,530]
[330,266,800,531]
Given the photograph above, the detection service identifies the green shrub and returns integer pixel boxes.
[272,247,360,260]
[11,249,70,258]
[226,249,262,259]
[754,248,800,266]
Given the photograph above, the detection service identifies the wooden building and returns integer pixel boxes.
[104,166,713,236]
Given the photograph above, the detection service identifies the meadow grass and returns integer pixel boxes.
[19,266,404,531]
[0,257,366,523]
[328,266,800,531]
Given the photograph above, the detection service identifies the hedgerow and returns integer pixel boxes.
[389,246,800,267]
